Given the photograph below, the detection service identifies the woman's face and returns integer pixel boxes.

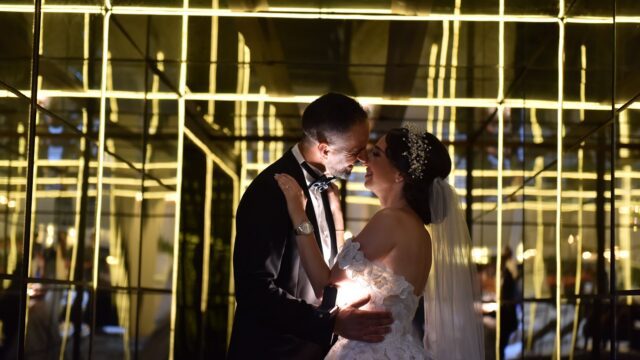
[364,135,401,192]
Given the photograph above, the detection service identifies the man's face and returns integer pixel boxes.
[323,121,370,179]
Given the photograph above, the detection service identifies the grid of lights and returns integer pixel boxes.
[1,2,637,359]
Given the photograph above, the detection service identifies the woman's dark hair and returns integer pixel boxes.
[385,128,451,224]
[301,92,368,143]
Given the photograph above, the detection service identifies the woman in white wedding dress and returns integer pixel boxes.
[275,128,484,360]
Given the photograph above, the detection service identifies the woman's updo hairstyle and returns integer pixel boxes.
[384,128,452,224]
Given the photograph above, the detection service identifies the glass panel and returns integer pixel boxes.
[0,98,29,276]
[520,300,557,358]
[0,276,20,358]
[25,283,92,359]
[0,9,33,279]
[617,296,640,357]
[108,15,181,93]
[135,292,171,357]
[29,99,97,282]
[504,22,558,101]
[91,290,137,359]
[98,163,142,288]
[565,0,614,17]
[40,13,97,92]
[616,108,640,292]
[505,0,557,16]
[558,300,600,358]
[0,11,33,90]
[562,125,613,298]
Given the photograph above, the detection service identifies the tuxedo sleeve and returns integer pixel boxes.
[233,174,334,345]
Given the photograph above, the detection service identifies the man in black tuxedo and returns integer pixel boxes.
[228,93,393,359]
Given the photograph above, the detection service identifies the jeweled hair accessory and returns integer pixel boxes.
[402,125,432,180]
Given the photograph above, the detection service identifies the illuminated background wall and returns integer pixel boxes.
[0,1,638,359]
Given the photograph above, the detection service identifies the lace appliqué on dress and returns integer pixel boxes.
[337,239,414,303]
[327,239,432,360]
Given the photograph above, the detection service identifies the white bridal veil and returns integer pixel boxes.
[424,178,485,360]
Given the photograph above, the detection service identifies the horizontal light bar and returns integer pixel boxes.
[0,176,176,187]
[0,159,177,169]
[2,89,637,111]
[1,4,639,25]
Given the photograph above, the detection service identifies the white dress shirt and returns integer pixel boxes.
[291,144,334,266]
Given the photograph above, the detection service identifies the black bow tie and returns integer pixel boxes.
[309,175,336,192]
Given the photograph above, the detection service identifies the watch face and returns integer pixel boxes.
[297,221,314,235]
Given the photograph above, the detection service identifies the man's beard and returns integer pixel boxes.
[329,164,353,180]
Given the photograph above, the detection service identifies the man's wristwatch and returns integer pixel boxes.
[294,220,314,235]
[318,284,339,320]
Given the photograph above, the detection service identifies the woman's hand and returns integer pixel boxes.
[274,173,307,224]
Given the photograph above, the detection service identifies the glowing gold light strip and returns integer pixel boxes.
[231,31,251,345]
[200,158,213,313]
[570,44,587,360]
[92,8,110,359]
[494,0,505,357]
[3,88,639,111]
[207,0,219,124]
[256,86,266,165]
[435,20,450,140]
[10,185,636,202]
[448,0,461,186]
[268,104,277,163]
[276,116,284,158]
[3,5,640,24]
[9,163,640,183]
[526,155,547,351]
[267,6,393,14]
[169,0,188,357]
[554,4,565,356]
[0,159,178,169]
[26,81,43,279]
[619,110,632,303]
[426,43,439,133]
[107,51,118,123]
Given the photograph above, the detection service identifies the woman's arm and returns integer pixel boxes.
[327,183,346,251]
[275,173,338,298]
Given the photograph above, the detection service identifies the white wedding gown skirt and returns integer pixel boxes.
[325,239,433,360]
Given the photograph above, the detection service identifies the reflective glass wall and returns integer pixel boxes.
[0,1,639,359]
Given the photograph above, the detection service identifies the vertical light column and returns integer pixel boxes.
[495,0,505,358]
[447,0,461,186]
[554,0,566,357]
[435,21,450,139]
[618,110,632,302]
[92,1,111,356]
[169,0,189,358]
[256,86,266,165]
[569,44,586,360]
[526,109,548,351]
[107,51,118,123]
[236,35,250,193]
[200,158,213,313]
[426,43,439,133]
[207,0,219,124]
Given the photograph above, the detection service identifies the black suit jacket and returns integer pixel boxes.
[227,149,336,359]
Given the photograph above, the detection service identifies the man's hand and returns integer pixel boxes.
[334,295,393,342]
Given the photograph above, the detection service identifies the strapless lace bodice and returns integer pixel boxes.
[326,239,432,360]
